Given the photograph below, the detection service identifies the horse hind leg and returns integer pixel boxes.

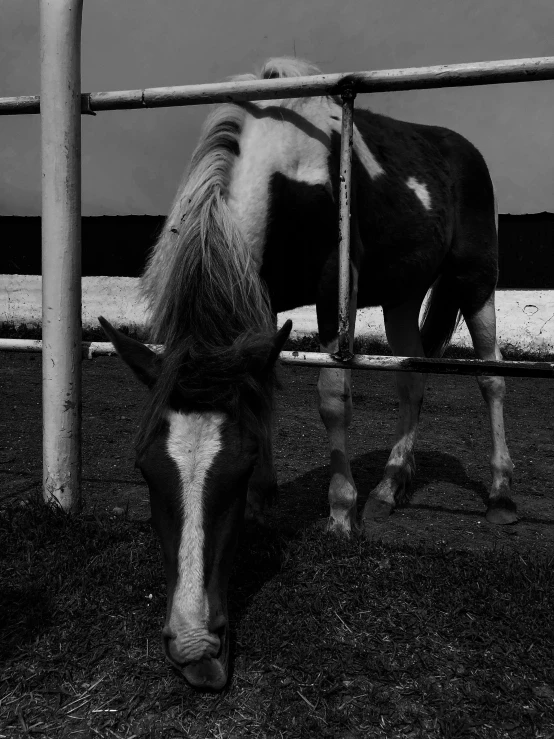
[362,299,427,525]
[463,292,517,524]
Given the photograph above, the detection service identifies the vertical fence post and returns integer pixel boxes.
[337,88,356,359]
[40,0,84,512]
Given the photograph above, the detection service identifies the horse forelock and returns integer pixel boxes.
[135,330,278,462]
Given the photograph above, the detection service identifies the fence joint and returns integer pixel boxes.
[80,93,96,116]
[339,83,357,104]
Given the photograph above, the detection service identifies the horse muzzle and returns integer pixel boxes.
[162,624,229,690]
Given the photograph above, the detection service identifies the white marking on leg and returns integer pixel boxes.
[318,262,359,533]
[166,411,224,625]
[318,361,356,531]
[464,295,514,516]
[406,177,432,210]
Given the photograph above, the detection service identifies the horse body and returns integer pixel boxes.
[230,95,496,327]
[102,57,515,690]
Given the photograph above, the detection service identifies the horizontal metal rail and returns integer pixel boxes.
[1,56,554,115]
[2,339,553,378]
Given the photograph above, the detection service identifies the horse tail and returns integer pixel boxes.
[141,99,272,347]
[420,274,462,358]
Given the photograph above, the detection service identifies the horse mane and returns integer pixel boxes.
[141,56,322,347]
[137,58,322,454]
[261,57,322,79]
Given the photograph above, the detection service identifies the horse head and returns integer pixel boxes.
[99,316,291,690]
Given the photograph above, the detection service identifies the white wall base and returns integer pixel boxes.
[2,275,554,357]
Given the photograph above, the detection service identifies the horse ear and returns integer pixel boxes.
[98,316,160,389]
[267,319,293,367]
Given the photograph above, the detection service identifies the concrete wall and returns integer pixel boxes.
[2,275,554,357]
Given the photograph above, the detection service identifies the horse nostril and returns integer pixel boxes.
[162,627,178,662]
[209,613,227,633]
[162,623,226,665]
[210,622,227,659]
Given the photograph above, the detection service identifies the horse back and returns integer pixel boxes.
[351,109,496,309]
[229,99,496,314]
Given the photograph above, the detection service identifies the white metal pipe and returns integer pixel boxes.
[2,339,554,378]
[75,346,554,377]
[279,351,554,378]
[40,0,83,513]
[337,91,355,358]
[2,56,554,115]
[0,339,44,352]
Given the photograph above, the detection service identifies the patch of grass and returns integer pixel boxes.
[1,498,553,738]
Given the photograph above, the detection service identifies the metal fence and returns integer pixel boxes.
[1,0,554,511]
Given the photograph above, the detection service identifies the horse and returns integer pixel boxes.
[100,57,516,690]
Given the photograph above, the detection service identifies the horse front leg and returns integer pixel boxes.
[245,435,277,525]
[317,263,359,535]
[318,361,357,534]
[363,300,427,525]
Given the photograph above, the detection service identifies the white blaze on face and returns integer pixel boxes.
[406,177,432,211]
[166,410,224,625]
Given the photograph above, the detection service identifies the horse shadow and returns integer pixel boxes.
[264,447,489,535]
[0,449,488,679]
[225,446,485,678]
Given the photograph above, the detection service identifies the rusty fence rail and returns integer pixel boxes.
[2,339,554,379]
[2,55,554,114]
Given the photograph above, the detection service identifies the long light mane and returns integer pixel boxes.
[137,58,322,453]
[141,57,322,349]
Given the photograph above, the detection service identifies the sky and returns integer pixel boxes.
[0,0,553,215]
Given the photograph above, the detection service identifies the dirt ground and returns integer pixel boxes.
[1,352,554,554]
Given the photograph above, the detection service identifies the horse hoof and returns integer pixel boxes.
[486,498,518,525]
[362,497,394,523]
[317,516,354,537]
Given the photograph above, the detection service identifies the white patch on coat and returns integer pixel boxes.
[227,97,384,266]
[406,177,432,211]
[351,125,385,180]
[166,410,224,625]
[304,98,384,182]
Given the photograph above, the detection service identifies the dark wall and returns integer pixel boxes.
[1,213,554,288]
[1,216,164,278]
[497,213,554,289]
